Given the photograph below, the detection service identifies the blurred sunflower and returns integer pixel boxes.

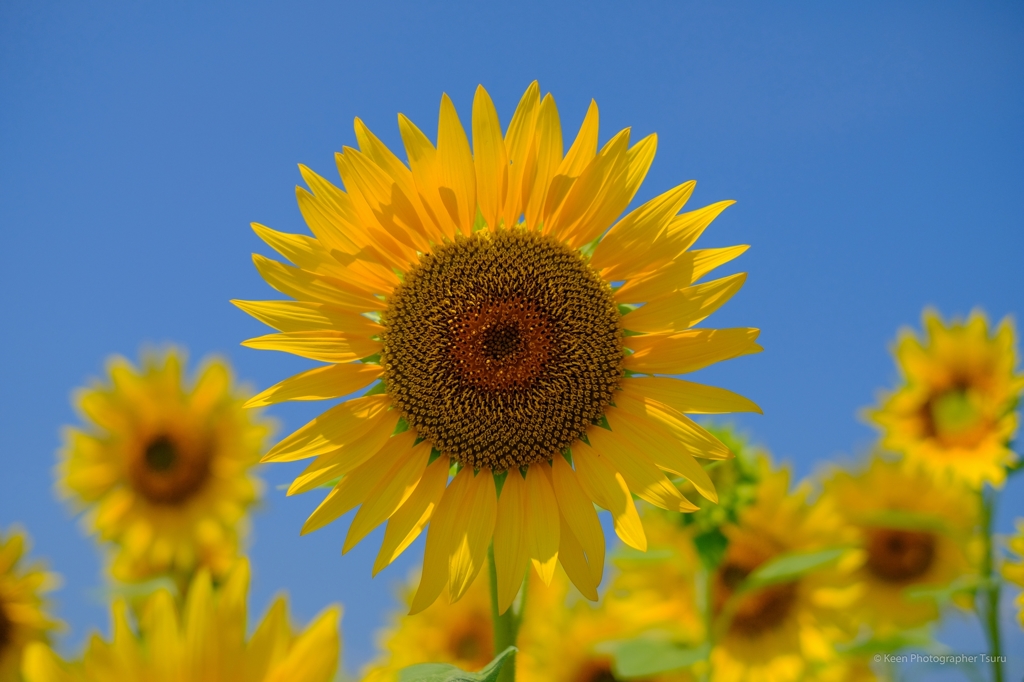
[0,527,61,682]
[517,567,695,682]
[822,456,978,634]
[1004,519,1024,628]
[237,81,761,612]
[22,559,340,682]
[709,469,858,682]
[867,310,1023,488]
[604,511,705,643]
[362,572,496,680]
[59,350,272,582]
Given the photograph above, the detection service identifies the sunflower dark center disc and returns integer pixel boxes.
[0,601,11,655]
[129,433,212,506]
[382,228,623,472]
[865,527,936,583]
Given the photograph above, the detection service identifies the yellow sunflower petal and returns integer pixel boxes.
[583,426,698,512]
[286,414,400,494]
[572,445,646,551]
[264,606,341,682]
[606,407,719,502]
[549,456,604,586]
[263,394,390,463]
[690,245,750,282]
[524,93,564,231]
[524,464,560,585]
[501,81,541,227]
[244,363,381,408]
[493,471,529,614]
[344,437,432,552]
[252,254,385,311]
[620,272,747,334]
[624,327,762,375]
[300,431,418,535]
[472,85,509,231]
[543,99,599,224]
[399,113,460,240]
[241,331,380,365]
[550,128,630,245]
[437,94,477,236]
[354,118,442,246]
[590,180,695,275]
[621,375,762,415]
[373,454,449,576]
[231,300,383,336]
[410,467,473,614]
[556,512,599,601]
[448,470,497,602]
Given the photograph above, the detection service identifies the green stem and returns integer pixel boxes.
[979,488,1004,682]
[488,545,522,682]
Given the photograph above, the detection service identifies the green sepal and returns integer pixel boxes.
[365,381,387,396]
[398,646,517,682]
[360,353,382,364]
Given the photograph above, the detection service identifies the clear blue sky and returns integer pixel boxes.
[2,1,1022,676]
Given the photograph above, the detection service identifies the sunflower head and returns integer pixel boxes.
[821,456,978,634]
[362,572,497,680]
[59,349,272,583]
[517,566,696,682]
[867,309,1023,488]
[21,559,340,682]
[0,527,61,682]
[708,469,858,682]
[238,82,762,612]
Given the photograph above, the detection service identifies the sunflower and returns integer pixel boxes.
[362,571,497,680]
[708,469,858,682]
[1004,519,1024,628]
[59,349,272,582]
[867,309,1023,488]
[0,527,61,682]
[21,559,340,682]
[517,566,695,682]
[821,456,978,635]
[236,82,761,612]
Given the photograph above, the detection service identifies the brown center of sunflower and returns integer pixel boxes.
[382,229,623,472]
[923,386,987,448]
[128,433,212,505]
[574,660,627,682]
[714,554,798,638]
[865,527,936,583]
[445,611,494,671]
[0,600,12,655]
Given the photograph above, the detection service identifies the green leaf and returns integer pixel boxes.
[398,647,516,682]
[904,574,988,603]
[598,639,709,678]
[740,547,846,592]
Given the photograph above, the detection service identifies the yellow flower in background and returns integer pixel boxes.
[604,511,705,644]
[867,309,1023,488]
[822,456,978,634]
[709,469,857,682]
[362,573,496,680]
[236,81,761,613]
[21,559,340,682]
[1004,519,1024,628]
[59,350,272,582]
[0,527,61,682]
[517,567,694,682]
